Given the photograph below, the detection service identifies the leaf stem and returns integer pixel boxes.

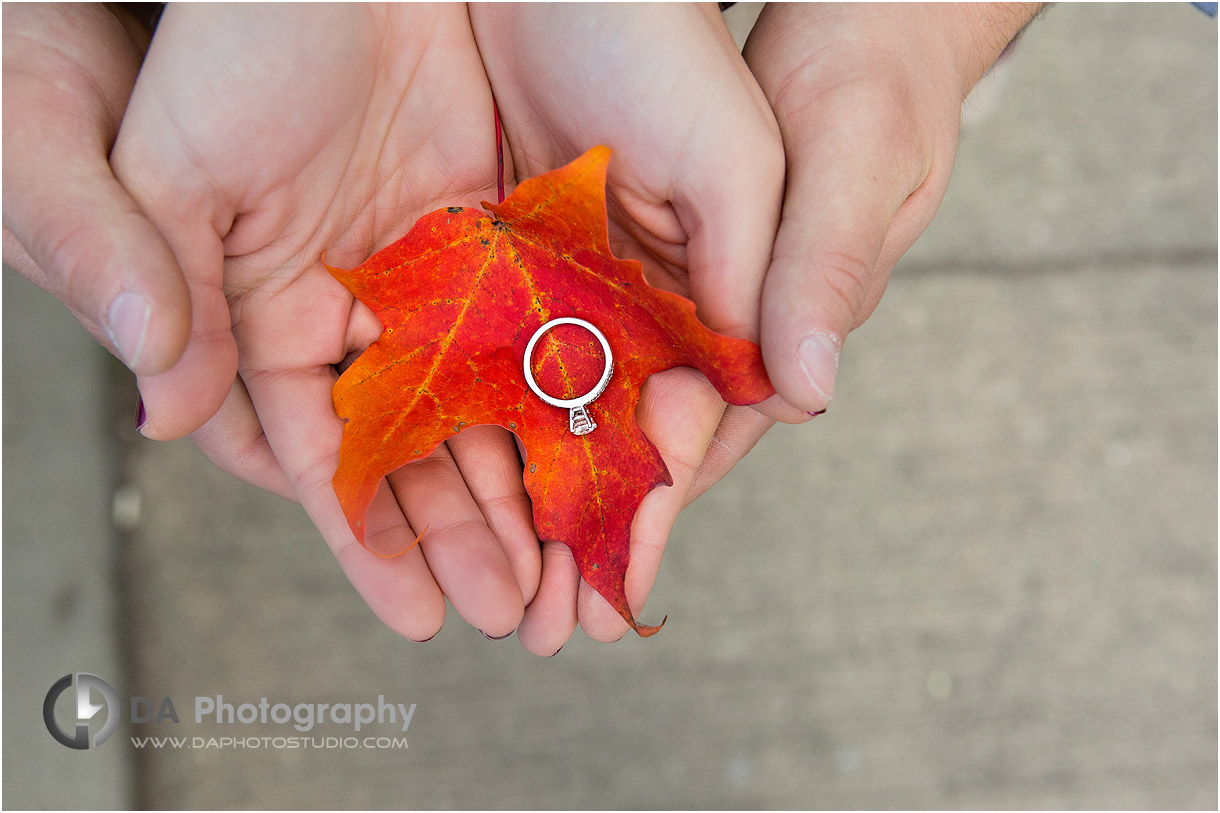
[494,100,505,204]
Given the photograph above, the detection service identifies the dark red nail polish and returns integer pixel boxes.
[479,628,514,640]
[410,633,436,643]
[548,645,563,658]
[135,396,147,432]
[807,408,827,417]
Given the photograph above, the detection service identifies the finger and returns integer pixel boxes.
[446,425,541,606]
[517,539,579,656]
[674,130,785,343]
[387,441,525,639]
[755,73,935,414]
[669,54,785,343]
[124,223,238,440]
[684,404,777,507]
[578,367,727,642]
[351,481,449,642]
[3,171,194,378]
[751,391,819,426]
[190,375,296,501]
[242,363,447,642]
[2,48,193,377]
[103,11,255,438]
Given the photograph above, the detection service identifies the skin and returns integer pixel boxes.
[2,3,189,377]
[742,3,1043,413]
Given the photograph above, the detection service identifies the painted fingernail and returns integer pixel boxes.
[479,628,515,641]
[135,396,147,433]
[807,408,828,417]
[798,331,840,407]
[410,633,436,643]
[548,645,563,658]
[106,291,151,369]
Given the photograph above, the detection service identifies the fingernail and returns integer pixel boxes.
[135,396,147,433]
[410,633,436,643]
[548,645,563,658]
[798,331,840,407]
[479,628,515,641]
[807,408,828,418]
[106,292,151,369]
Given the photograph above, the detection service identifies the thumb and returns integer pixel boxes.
[1,3,192,377]
[3,147,233,441]
[122,213,237,441]
[760,98,931,414]
[3,167,192,377]
[760,174,891,413]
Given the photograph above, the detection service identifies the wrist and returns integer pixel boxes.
[944,3,1044,97]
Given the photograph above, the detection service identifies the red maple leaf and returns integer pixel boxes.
[327,146,773,635]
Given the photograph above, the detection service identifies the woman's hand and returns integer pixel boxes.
[112,3,538,646]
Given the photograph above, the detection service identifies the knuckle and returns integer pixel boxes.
[796,245,875,319]
[33,214,110,311]
[822,253,872,313]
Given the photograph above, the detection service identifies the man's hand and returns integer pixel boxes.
[3,3,192,383]
[742,3,1042,413]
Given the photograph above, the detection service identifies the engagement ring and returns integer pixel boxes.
[523,317,614,436]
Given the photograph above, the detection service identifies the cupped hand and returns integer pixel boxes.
[3,3,190,380]
[742,3,1042,413]
[111,3,538,645]
[472,3,800,652]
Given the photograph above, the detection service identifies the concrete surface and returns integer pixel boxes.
[3,3,1216,810]
[3,274,134,809]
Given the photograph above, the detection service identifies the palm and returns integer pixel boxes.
[136,5,496,280]
[472,4,780,326]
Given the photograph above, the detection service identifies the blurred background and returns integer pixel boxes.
[4,3,1216,809]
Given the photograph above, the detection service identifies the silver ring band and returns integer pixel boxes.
[523,317,614,410]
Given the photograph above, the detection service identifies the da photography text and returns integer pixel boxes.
[188,695,416,733]
[44,673,416,751]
